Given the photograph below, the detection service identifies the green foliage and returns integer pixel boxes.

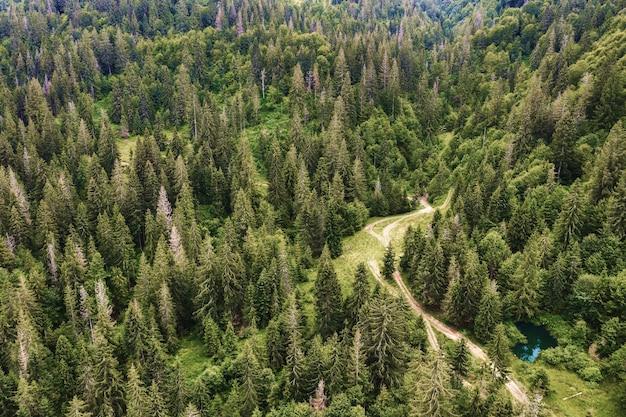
[382,245,396,281]
[314,247,344,338]
[0,0,625,414]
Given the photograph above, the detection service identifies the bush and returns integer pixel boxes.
[540,346,603,382]
[578,367,603,383]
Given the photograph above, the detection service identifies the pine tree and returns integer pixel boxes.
[315,246,344,338]
[505,240,542,321]
[362,294,406,389]
[446,250,487,326]
[419,241,448,307]
[167,360,187,416]
[123,299,149,364]
[221,320,238,359]
[65,396,92,417]
[97,112,120,175]
[382,245,396,281]
[409,351,455,417]
[0,235,15,268]
[253,268,275,328]
[347,263,370,324]
[346,327,372,395]
[290,63,307,116]
[202,317,221,358]
[554,180,586,248]
[285,294,305,400]
[266,317,284,371]
[218,237,245,318]
[474,282,503,343]
[488,323,511,379]
[450,338,470,379]
[125,364,149,417]
[158,281,178,351]
[148,380,169,417]
[324,201,343,259]
[90,327,123,417]
[236,341,261,416]
[180,403,200,417]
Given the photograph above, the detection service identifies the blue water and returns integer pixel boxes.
[511,322,557,363]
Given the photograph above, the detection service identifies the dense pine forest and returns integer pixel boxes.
[1,0,626,415]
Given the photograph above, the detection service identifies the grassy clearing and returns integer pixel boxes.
[117,136,138,164]
[174,336,212,380]
[333,228,387,294]
[513,360,622,417]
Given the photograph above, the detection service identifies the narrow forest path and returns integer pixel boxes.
[363,190,529,405]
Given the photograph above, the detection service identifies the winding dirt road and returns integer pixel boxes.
[364,190,529,405]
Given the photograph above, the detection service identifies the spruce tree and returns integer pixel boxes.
[362,294,406,389]
[285,294,305,400]
[382,244,396,281]
[202,317,221,358]
[315,246,344,338]
[450,338,470,379]
[236,341,261,416]
[420,241,448,308]
[125,364,149,417]
[324,201,343,259]
[347,262,370,324]
[96,112,120,175]
[488,324,511,379]
[409,350,455,417]
[65,397,92,417]
[474,283,503,343]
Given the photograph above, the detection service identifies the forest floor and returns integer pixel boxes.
[362,190,530,406]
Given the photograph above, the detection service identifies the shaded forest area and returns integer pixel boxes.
[1,0,626,415]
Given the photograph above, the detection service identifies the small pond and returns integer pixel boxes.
[511,322,557,363]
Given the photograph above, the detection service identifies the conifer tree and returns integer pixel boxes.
[123,299,149,364]
[419,241,448,307]
[202,317,221,358]
[474,282,503,343]
[236,341,261,416]
[362,294,406,389]
[347,263,370,324]
[324,201,343,259]
[445,250,487,325]
[65,397,92,417]
[217,237,245,318]
[158,281,178,351]
[125,364,149,417]
[346,327,372,396]
[148,381,169,417]
[382,245,396,281]
[90,327,123,417]
[409,351,455,417]
[488,323,511,379]
[505,239,542,321]
[314,246,344,338]
[285,294,305,400]
[450,338,470,380]
[266,317,284,371]
[97,112,120,175]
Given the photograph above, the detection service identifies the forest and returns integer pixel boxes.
[1,0,626,415]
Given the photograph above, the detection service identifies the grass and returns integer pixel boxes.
[333,227,387,294]
[512,360,622,417]
[174,336,212,380]
[118,136,138,164]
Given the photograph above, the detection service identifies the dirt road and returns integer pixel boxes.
[364,190,529,405]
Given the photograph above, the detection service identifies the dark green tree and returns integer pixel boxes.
[474,283,503,343]
[382,245,396,281]
[315,247,344,338]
